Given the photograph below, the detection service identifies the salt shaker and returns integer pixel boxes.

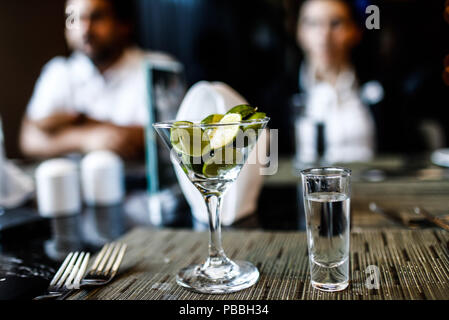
[80,150,124,206]
[35,158,81,217]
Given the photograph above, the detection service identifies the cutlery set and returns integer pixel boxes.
[369,202,449,231]
[34,242,127,300]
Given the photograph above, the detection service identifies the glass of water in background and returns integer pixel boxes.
[300,167,351,292]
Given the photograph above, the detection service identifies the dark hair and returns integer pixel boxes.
[338,0,372,26]
[107,0,138,43]
[108,0,137,24]
[296,0,372,26]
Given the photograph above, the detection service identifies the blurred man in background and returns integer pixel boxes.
[20,0,173,159]
[295,0,376,163]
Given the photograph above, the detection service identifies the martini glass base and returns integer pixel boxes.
[176,261,259,294]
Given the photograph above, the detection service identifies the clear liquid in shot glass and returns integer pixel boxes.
[305,192,350,292]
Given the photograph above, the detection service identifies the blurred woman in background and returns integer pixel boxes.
[295,0,376,163]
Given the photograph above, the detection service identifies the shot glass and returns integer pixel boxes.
[300,167,351,292]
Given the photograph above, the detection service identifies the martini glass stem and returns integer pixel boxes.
[205,193,225,259]
[203,193,233,274]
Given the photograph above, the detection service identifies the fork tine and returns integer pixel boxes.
[89,243,109,273]
[72,253,90,289]
[95,243,115,274]
[55,252,79,289]
[64,252,86,290]
[103,243,121,275]
[111,243,127,276]
[49,252,73,287]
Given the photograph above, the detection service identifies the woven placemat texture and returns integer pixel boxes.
[67,227,449,300]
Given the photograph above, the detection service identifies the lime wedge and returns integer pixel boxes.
[180,153,205,176]
[170,121,211,157]
[244,112,266,131]
[247,112,266,120]
[226,105,257,119]
[202,147,243,178]
[209,113,242,149]
[201,114,224,124]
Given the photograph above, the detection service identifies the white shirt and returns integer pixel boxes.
[27,47,175,126]
[296,64,375,163]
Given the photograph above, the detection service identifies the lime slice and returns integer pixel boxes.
[247,112,266,120]
[244,112,266,131]
[226,105,257,119]
[180,153,205,176]
[202,147,243,178]
[201,114,224,124]
[209,113,242,149]
[229,113,266,148]
[170,121,210,157]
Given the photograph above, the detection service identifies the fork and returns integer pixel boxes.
[413,207,449,231]
[33,242,127,300]
[369,202,435,229]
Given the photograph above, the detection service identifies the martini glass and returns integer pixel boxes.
[153,117,269,293]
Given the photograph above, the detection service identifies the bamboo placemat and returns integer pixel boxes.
[67,227,449,300]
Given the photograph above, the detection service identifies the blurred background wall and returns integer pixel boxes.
[0,0,448,158]
[0,1,68,158]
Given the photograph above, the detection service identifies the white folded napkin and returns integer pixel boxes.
[0,116,33,210]
[0,119,34,209]
[174,81,267,226]
[0,161,34,209]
